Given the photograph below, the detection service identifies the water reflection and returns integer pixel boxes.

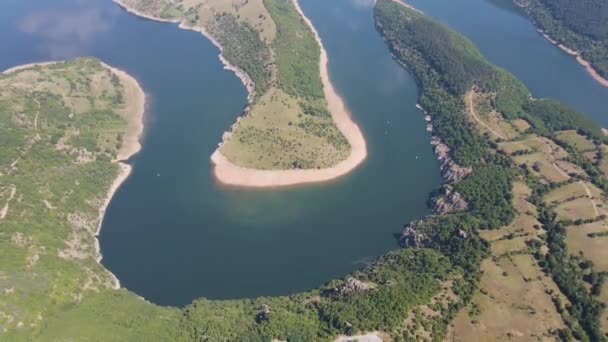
[18,5,117,59]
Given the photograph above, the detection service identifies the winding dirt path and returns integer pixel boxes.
[534,137,570,179]
[0,185,16,220]
[33,98,41,141]
[579,181,599,217]
[466,91,506,140]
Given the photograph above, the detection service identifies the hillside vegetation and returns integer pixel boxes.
[0,59,180,338]
[114,0,351,170]
[5,1,608,340]
[517,0,608,79]
[375,0,608,340]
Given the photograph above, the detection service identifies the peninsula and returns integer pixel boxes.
[114,0,367,187]
[0,58,149,334]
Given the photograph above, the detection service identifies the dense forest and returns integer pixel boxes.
[538,0,608,41]
[519,0,608,79]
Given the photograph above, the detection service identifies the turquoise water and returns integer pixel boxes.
[0,0,440,305]
[405,0,608,126]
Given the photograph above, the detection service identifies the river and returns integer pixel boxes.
[405,0,608,126]
[2,0,604,307]
[0,0,440,306]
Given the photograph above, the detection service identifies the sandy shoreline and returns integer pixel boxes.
[112,0,256,100]
[94,62,146,289]
[2,61,61,75]
[210,0,368,187]
[511,0,608,88]
[114,0,367,188]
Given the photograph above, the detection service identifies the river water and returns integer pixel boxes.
[0,0,440,306]
[405,0,608,126]
[2,0,605,307]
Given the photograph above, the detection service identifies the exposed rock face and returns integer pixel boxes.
[434,186,469,214]
[333,277,372,296]
[431,137,472,183]
[400,221,425,248]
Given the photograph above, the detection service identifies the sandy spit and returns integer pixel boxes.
[210,0,368,188]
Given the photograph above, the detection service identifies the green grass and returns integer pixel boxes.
[218,0,351,170]
[220,89,349,169]
[0,58,134,332]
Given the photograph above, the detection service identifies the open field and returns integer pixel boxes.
[511,181,538,215]
[465,90,521,141]
[480,214,541,243]
[219,88,349,169]
[512,152,570,183]
[456,86,608,340]
[555,160,586,176]
[554,197,598,222]
[450,257,565,341]
[555,130,597,152]
[566,221,608,272]
[545,181,591,205]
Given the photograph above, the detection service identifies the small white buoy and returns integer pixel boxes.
[157,173,160,177]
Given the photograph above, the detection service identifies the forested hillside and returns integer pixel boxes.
[517,0,608,79]
[375,0,608,339]
[539,0,608,41]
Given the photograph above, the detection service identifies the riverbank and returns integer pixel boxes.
[95,63,146,289]
[526,23,608,88]
[1,59,145,290]
[112,0,256,105]
[113,0,367,187]
[389,0,424,14]
[541,32,608,88]
[210,0,367,187]
[2,61,60,74]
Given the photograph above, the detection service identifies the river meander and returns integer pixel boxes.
[2,0,605,307]
[0,0,440,305]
